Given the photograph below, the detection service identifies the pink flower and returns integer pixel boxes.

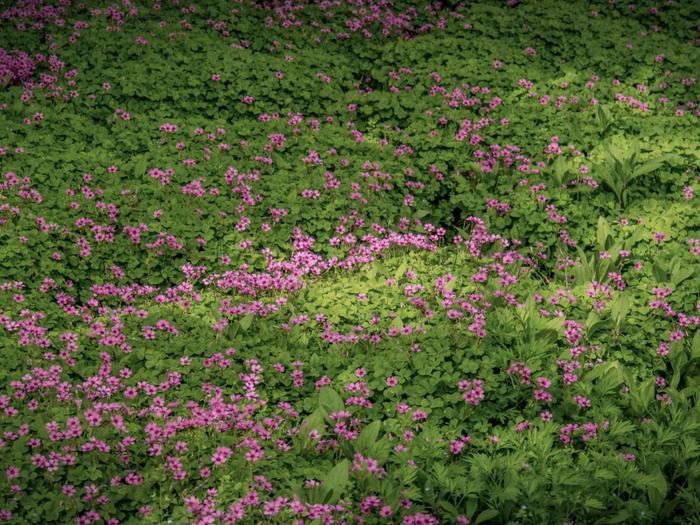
[396,403,410,414]
[458,379,485,405]
[450,440,465,455]
[212,446,232,466]
[573,395,591,408]
[412,410,428,422]
[515,420,530,432]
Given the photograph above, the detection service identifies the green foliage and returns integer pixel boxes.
[594,135,684,207]
[0,0,699,524]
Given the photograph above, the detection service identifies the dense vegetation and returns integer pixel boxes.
[1,0,699,523]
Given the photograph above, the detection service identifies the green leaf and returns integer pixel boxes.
[651,262,668,283]
[610,294,631,328]
[692,330,700,360]
[551,156,570,186]
[473,509,500,524]
[390,316,403,329]
[239,315,253,331]
[321,460,350,504]
[646,467,668,511]
[438,499,459,515]
[433,463,450,486]
[594,509,633,524]
[593,362,624,396]
[319,386,344,414]
[356,421,381,453]
[632,153,681,178]
[671,266,695,287]
[596,217,611,252]
[632,379,655,414]
[304,408,326,435]
[394,261,408,281]
[585,497,606,511]
[133,155,149,177]
[607,419,635,439]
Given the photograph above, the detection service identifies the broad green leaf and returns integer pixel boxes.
[646,467,668,511]
[356,421,381,453]
[671,266,695,287]
[632,153,681,178]
[321,460,350,504]
[239,315,253,331]
[394,261,408,281]
[692,330,700,360]
[584,497,606,511]
[474,508,500,524]
[319,386,344,414]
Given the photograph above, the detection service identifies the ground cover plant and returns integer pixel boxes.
[0,0,699,523]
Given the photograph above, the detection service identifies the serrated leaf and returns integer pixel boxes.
[607,419,635,439]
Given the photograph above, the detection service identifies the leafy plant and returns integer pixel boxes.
[594,135,682,207]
